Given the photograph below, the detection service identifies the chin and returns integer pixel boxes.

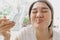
[34,24,40,27]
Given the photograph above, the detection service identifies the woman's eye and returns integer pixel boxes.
[41,10,48,13]
[32,11,37,13]
[41,9,48,13]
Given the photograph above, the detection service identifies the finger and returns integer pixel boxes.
[4,16,6,19]
[0,21,15,28]
[0,16,7,22]
[0,21,15,31]
[0,16,9,22]
[2,19,9,22]
[3,16,9,22]
[0,19,9,24]
[0,19,3,24]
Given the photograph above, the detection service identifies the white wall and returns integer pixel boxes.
[49,0,60,32]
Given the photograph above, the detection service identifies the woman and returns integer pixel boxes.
[0,16,15,40]
[17,0,53,40]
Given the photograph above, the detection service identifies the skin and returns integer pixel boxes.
[30,2,52,40]
[0,16,15,40]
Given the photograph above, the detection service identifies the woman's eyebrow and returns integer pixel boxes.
[32,8,37,10]
[41,7,48,10]
[31,7,48,10]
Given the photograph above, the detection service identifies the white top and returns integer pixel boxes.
[10,26,60,40]
[17,25,37,40]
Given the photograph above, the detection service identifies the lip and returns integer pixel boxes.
[36,19,44,24]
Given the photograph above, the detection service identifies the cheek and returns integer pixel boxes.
[45,14,51,20]
[30,14,36,23]
[44,13,51,25]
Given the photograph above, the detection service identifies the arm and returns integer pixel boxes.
[0,16,15,40]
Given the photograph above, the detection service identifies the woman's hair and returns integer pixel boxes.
[29,0,53,28]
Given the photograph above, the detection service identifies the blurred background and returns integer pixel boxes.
[0,0,60,31]
[0,0,60,40]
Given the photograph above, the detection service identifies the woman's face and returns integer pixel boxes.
[30,2,52,29]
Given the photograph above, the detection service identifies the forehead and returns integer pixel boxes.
[32,2,49,9]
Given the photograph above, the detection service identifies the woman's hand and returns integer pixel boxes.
[0,16,15,40]
[0,16,15,32]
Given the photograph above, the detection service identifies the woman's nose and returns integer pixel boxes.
[36,12,44,18]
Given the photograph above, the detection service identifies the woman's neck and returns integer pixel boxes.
[36,28,49,40]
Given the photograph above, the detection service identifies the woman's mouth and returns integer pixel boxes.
[36,19,44,24]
